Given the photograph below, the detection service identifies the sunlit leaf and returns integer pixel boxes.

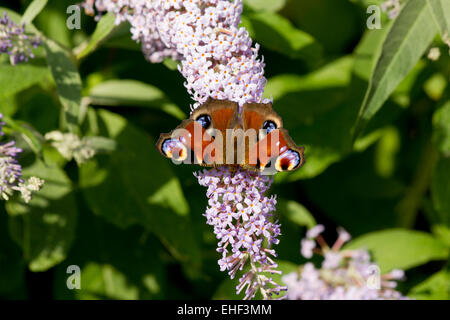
[432,225,450,247]
[162,58,179,71]
[267,57,355,181]
[76,13,117,60]
[245,0,286,12]
[409,269,449,300]
[35,6,71,47]
[281,0,361,54]
[0,64,50,99]
[79,109,200,264]
[432,99,450,156]
[1,116,44,155]
[427,0,450,37]
[44,38,82,133]
[21,0,48,25]
[76,263,138,299]
[278,199,316,229]
[52,211,166,300]
[242,11,322,63]
[302,151,405,234]
[5,160,77,272]
[88,79,186,120]
[346,229,449,272]
[431,157,450,226]
[353,0,438,139]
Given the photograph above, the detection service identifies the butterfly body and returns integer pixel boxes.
[156,98,305,173]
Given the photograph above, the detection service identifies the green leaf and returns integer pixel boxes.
[302,150,405,234]
[431,157,450,226]
[1,116,44,155]
[346,229,449,273]
[0,212,26,296]
[265,57,355,181]
[0,64,50,99]
[409,269,450,300]
[424,73,447,101]
[278,199,316,228]
[162,58,179,71]
[432,99,450,156]
[84,136,117,153]
[0,7,22,21]
[276,147,342,182]
[352,23,392,83]
[245,0,286,12]
[35,7,70,47]
[353,0,439,139]
[242,12,322,63]
[432,225,450,247]
[79,109,200,264]
[76,263,139,299]
[88,79,186,120]
[21,0,48,25]
[71,232,165,300]
[5,160,77,272]
[0,7,37,33]
[52,210,166,299]
[76,13,117,60]
[427,0,450,36]
[44,38,82,133]
[101,22,141,51]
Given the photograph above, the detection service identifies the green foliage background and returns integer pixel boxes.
[0,0,449,300]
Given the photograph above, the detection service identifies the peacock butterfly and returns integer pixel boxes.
[156,98,305,174]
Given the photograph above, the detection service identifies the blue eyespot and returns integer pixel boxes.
[196,114,211,129]
[263,120,277,133]
[275,150,301,171]
[162,138,187,161]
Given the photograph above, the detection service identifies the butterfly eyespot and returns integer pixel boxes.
[195,114,211,129]
[275,150,301,171]
[162,139,187,161]
[262,120,277,133]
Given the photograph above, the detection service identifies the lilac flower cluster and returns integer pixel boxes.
[0,114,44,202]
[195,167,286,299]
[84,0,269,109]
[381,0,401,20]
[283,225,409,300]
[86,0,285,300]
[0,12,41,65]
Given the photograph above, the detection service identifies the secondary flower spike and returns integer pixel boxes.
[283,225,409,300]
[0,114,44,202]
[0,12,41,65]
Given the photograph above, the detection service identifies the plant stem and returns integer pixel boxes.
[395,139,439,228]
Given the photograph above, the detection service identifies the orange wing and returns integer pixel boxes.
[157,98,239,167]
[156,119,215,165]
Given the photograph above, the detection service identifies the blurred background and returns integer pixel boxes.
[0,0,449,299]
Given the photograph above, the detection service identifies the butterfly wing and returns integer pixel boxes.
[256,128,305,172]
[156,99,305,171]
[191,98,239,132]
[242,103,305,172]
[156,119,213,165]
[156,98,239,166]
[191,98,239,165]
[241,102,280,166]
[242,102,283,134]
